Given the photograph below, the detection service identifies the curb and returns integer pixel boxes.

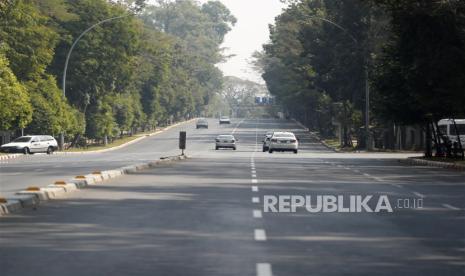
[57,118,196,155]
[399,157,465,171]
[0,154,23,161]
[0,155,189,216]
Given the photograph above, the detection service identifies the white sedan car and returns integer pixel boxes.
[0,135,58,154]
[215,134,237,150]
[268,132,298,154]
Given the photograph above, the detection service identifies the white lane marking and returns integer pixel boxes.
[413,192,425,198]
[34,168,44,172]
[391,184,403,188]
[254,229,267,241]
[253,210,263,218]
[353,169,360,173]
[442,204,461,210]
[252,174,257,178]
[344,167,351,170]
[231,118,245,134]
[256,263,273,276]
[372,177,383,182]
[252,186,259,192]
[252,170,256,174]
[363,173,371,177]
[252,197,260,203]
[0,172,21,176]
[252,179,258,184]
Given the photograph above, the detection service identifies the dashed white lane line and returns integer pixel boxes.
[391,184,403,188]
[231,118,245,134]
[252,174,257,178]
[253,210,263,218]
[252,170,256,174]
[442,204,461,211]
[34,168,44,172]
[363,173,371,177]
[252,197,260,203]
[254,229,267,241]
[344,167,351,170]
[252,186,259,192]
[413,192,425,198]
[353,169,360,173]
[256,263,273,276]
[252,179,258,184]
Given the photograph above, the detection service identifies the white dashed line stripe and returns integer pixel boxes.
[252,179,258,184]
[353,169,360,173]
[253,210,263,218]
[252,174,257,178]
[254,229,267,241]
[413,192,425,198]
[251,170,256,174]
[372,177,383,182]
[252,186,259,192]
[256,263,273,276]
[391,184,403,188]
[252,197,260,203]
[442,204,461,210]
[363,173,371,177]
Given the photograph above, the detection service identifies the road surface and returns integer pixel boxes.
[0,118,464,276]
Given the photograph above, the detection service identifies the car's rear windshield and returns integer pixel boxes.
[274,133,295,138]
[220,116,229,119]
[13,137,31,142]
[218,135,234,139]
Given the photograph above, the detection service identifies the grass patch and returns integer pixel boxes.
[64,134,144,152]
[421,156,465,165]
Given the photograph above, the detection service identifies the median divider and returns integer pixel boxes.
[0,155,188,216]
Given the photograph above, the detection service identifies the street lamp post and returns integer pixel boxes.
[59,14,130,151]
[302,16,371,150]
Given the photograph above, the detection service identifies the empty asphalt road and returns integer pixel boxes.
[1,118,464,276]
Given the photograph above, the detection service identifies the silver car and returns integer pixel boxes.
[215,134,237,150]
[268,132,298,154]
[196,118,208,129]
[262,131,274,152]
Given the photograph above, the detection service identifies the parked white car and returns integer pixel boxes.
[0,135,58,154]
[437,119,465,144]
[268,132,298,154]
[215,134,237,150]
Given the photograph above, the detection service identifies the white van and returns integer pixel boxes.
[0,135,58,154]
[437,119,465,144]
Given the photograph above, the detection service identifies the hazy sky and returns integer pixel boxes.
[148,0,286,83]
[204,0,286,83]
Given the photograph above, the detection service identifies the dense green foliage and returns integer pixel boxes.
[258,0,465,147]
[0,0,235,144]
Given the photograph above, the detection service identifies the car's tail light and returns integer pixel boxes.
[290,139,296,143]
[215,139,220,142]
[271,139,277,142]
[230,140,235,143]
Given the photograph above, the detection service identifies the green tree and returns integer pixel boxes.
[0,53,32,130]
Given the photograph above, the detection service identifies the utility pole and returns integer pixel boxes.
[60,14,130,151]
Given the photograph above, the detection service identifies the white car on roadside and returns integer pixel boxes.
[268,132,298,154]
[0,135,58,155]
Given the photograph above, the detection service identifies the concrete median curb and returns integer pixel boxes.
[56,118,196,155]
[0,154,23,161]
[399,157,465,171]
[0,155,189,217]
